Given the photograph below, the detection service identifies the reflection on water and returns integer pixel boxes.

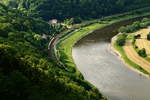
[72,17,150,100]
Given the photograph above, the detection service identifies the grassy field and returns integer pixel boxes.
[52,6,150,77]
[57,23,105,75]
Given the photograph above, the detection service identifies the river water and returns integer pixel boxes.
[72,17,150,100]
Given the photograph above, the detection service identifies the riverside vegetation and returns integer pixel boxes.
[1,0,150,100]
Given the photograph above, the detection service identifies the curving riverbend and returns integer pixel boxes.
[72,17,150,100]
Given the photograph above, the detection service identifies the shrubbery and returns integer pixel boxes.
[147,32,150,40]
[134,34,141,39]
[116,34,127,46]
[119,18,150,33]
[138,48,147,57]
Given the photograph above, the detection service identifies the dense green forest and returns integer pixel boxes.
[2,0,150,22]
[0,0,150,100]
[0,2,106,100]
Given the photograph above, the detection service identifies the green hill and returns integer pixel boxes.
[0,3,106,100]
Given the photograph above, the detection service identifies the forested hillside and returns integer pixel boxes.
[0,2,107,100]
[0,0,150,100]
[2,0,150,22]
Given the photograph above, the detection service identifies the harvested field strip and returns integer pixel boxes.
[124,40,150,73]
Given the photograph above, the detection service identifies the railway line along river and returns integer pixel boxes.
[72,17,150,100]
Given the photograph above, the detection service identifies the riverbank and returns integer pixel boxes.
[49,6,150,100]
[73,20,150,100]
[111,34,150,78]
[54,7,150,74]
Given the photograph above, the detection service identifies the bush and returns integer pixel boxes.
[118,18,150,33]
[132,21,141,30]
[118,26,126,33]
[135,45,138,49]
[74,16,82,24]
[142,18,150,23]
[116,34,127,46]
[147,32,150,40]
[138,48,147,57]
[134,34,141,39]
[140,23,148,28]
[132,39,136,44]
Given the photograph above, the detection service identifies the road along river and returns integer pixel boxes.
[72,17,150,100]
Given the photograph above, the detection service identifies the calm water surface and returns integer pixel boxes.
[72,18,150,100]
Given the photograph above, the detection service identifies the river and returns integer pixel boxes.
[72,17,150,100]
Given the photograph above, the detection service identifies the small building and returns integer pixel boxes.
[41,34,48,39]
[49,19,58,24]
